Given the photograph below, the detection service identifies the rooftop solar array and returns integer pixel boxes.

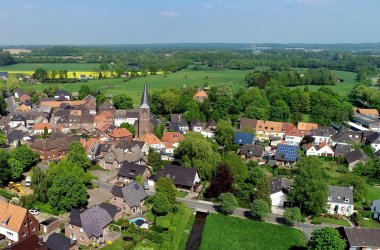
[274,144,298,162]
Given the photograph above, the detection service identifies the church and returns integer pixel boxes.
[135,83,157,138]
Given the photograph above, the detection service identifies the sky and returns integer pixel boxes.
[0,0,380,45]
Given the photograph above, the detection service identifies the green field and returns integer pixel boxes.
[312,216,351,227]
[20,68,250,105]
[289,70,358,97]
[367,186,380,201]
[0,63,101,71]
[200,214,306,250]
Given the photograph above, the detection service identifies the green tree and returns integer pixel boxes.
[0,131,7,146]
[10,145,39,170]
[79,85,91,99]
[120,123,136,136]
[0,150,10,186]
[218,192,238,215]
[270,100,290,121]
[67,141,91,170]
[47,170,88,211]
[30,167,50,202]
[0,95,7,115]
[249,167,271,205]
[337,173,367,202]
[112,94,134,110]
[152,192,171,216]
[175,132,220,179]
[156,177,177,204]
[8,159,23,180]
[250,199,271,221]
[215,120,235,146]
[154,125,165,139]
[283,207,303,226]
[148,147,162,173]
[34,68,48,81]
[307,227,346,250]
[288,157,328,215]
[223,152,248,183]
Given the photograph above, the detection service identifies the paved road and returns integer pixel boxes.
[6,95,16,115]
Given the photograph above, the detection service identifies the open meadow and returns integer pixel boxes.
[200,214,306,250]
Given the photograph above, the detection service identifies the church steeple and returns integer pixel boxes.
[140,82,149,109]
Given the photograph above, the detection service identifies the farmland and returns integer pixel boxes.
[200,214,306,250]
[0,63,101,71]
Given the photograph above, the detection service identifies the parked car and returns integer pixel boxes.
[25,176,31,186]
[29,209,39,215]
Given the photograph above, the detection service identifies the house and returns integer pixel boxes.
[0,72,9,80]
[345,149,370,170]
[65,203,121,246]
[233,132,254,145]
[117,162,151,183]
[139,133,164,150]
[82,95,97,115]
[55,90,70,100]
[351,113,380,132]
[253,120,284,140]
[78,74,87,80]
[9,114,26,128]
[238,144,264,161]
[46,232,78,250]
[356,108,379,119]
[18,93,31,104]
[270,177,292,207]
[191,119,205,132]
[7,130,26,148]
[161,132,185,147]
[5,234,47,250]
[365,132,380,152]
[33,123,52,135]
[338,227,380,249]
[334,144,352,158]
[193,89,208,103]
[327,185,354,216]
[0,201,39,242]
[14,89,24,99]
[16,104,31,112]
[200,120,216,138]
[297,122,318,136]
[110,183,148,215]
[274,144,299,166]
[40,217,60,234]
[30,135,76,160]
[155,165,201,191]
[99,148,125,170]
[117,140,149,155]
[372,200,380,221]
[114,110,139,127]
[330,131,362,146]
[108,128,133,141]
[284,127,303,145]
[309,127,335,145]
[98,102,116,123]
[305,143,335,157]
[170,114,189,134]
[86,140,102,160]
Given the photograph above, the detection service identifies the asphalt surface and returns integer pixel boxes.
[6,95,16,115]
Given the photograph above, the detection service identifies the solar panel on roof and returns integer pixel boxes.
[275,144,298,162]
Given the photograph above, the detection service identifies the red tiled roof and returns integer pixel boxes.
[109,128,132,138]
[161,132,185,143]
[33,122,52,131]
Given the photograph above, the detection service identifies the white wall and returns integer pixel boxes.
[0,226,19,242]
[270,191,286,207]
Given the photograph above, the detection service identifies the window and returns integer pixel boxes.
[23,232,26,237]
[328,197,332,201]
[29,220,32,224]
[80,228,83,233]
[24,222,27,227]
[33,227,36,231]
[70,225,74,229]
[80,236,84,241]
[7,232,13,236]
[344,198,349,203]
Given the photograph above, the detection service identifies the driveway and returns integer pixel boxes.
[87,188,112,207]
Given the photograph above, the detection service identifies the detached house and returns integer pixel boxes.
[327,185,354,216]
[65,203,121,246]
[191,119,206,132]
[305,143,335,157]
[170,114,189,134]
[233,132,254,145]
[109,183,148,215]
[9,114,26,128]
[274,144,298,166]
[365,132,380,152]
[33,123,52,135]
[309,127,335,145]
[108,128,133,141]
[270,177,292,207]
[139,133,164,150]
[193,89,208,103]
[0,201,39,242]
[238,144,264,161]
[284,127,303,145]
[155,165,201,191]
[30,135,75,160]
[356,108,379,119]
[117,162,151,184]
[345,149,370,170]
[338,227,380,250]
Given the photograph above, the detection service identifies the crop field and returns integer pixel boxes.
[19,68,251,105]
[200,214,306,250]
[0,63,101,71]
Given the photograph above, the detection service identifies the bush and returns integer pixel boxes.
[20,194,36,209]
[218,193,238,215]
[284,207,303,226]
[250,199,270,220]
[0,189,17,200]
[151,225,164,233]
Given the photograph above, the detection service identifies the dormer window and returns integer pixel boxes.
[328,196,332,201]
[337,196,341,199]
[129,170,136,175]
[344,198,349,203]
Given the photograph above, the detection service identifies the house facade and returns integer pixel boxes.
[327,185,354,216]
[109,183,148,215]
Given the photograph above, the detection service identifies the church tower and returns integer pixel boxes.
[137,83,153,138]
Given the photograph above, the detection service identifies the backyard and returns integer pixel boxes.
[200,214,306,250]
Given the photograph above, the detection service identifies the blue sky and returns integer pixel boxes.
[0,0,379,45]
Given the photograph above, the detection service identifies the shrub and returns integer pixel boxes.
[20,194,36,209]
[151,225,164,233]
[250,199,270,220]
[284,207,303,226]
[0,189,17,200]
[218,193,238,215]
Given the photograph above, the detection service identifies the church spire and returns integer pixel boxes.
[140,82,149,109]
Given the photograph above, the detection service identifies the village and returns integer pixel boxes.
[0,75,379,250]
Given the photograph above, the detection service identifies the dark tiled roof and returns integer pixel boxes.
[270,177,292,194]
[309,127,335,137]
[99,202,119,219]
[191,119,205,128]
[240,144,264,158]
[10,114,26,122]
[155,165,198,188]
[55,90,70,96]
[99,102,115,110]
[113,183,147,208]
[345,149,369,165]
[366,132,380,144]
[328,185,354,205]
[118,162,147,179]
[117,140,145,152]
[6,234,47,250]
[69,209,82,227]
[46,232,75,250]
[239,118,258,129]
[334,144,352,155]
[126,110,139,118]
[7,130,25,143]
[171,114,188,127]
[341,227,380,248]
[331,131,362,144]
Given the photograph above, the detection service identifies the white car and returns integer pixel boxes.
[29,209,39,215]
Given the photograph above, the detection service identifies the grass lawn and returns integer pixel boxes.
[312,216,350,227]
[321,159,347,179]
[177,190,189,198]
[200,214,306,250]
[0,63,101,71]
[289,70,357,98]
[20,68,250,105]
[359,218,380,228]
[367,186,380,201]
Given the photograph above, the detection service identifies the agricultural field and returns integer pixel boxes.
[200,214,306,250]
[19,68,251,105]
[0,63,101,71]
[289,70,358,98]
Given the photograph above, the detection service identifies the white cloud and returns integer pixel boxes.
[159,11,180,17]
[24,4,34,9]
[202,3,213,8]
